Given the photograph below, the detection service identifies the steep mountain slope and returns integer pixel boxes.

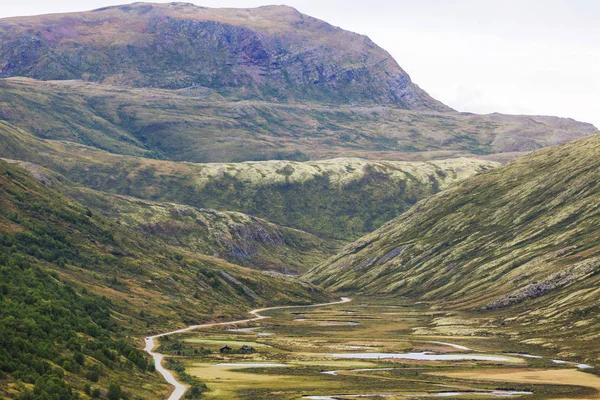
[58,183,336,274]
[3,158,336,274]
[0,158,329,397]
[0,77,596,163]
[0,119,497,239]
[306,133,600,347]
[0,3,447,110]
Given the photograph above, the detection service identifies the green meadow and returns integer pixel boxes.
[157,298,599,399]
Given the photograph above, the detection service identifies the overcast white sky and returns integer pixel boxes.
[1,0,598,128]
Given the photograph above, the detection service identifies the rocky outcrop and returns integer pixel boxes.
[0,3,449,110]
[486,257,600,309]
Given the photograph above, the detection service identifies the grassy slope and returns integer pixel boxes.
[0,158,330,398]
[57,182,337,275]
[0,157,329,322]
[306,133,600,356]
[0,119,497,240]
[0,78,596,162]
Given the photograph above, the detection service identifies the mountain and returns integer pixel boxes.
[0,5,596,164]
[1,78,596,163]
[0,119,497,240]
[0,158,329,398]
[0,3,448,110]
[306,132,600,356]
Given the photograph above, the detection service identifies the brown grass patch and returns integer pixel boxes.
[430,368,600,392]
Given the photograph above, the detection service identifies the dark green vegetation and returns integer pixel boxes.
[0,259,147,399]
[140,158,495,240]
[0,159,330,397]
[307,132,600,363]
[0,160,161,398]
[0,119,496,240]
[0,78,596,163]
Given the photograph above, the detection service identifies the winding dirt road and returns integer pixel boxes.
[144,297,352,400]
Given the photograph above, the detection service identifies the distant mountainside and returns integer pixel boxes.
[0,2,448,110]
[306,133,600,355]
[0,119,497,239]
[0,4,596,164]
[0,78,595,163]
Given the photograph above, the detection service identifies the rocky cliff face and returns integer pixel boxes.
[0,3,450,110]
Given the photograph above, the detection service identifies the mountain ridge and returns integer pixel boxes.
[0,2,449,111]
[0,77,595,163]
[0,118,497,240]
[0,3,596,163]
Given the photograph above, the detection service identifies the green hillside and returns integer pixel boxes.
[306,132,600,357]
[0,119,497,240]
[58,182,336,274]
[0,78,595,163]
[0,159,329,398]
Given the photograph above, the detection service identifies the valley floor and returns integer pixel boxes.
[151,297,599,400]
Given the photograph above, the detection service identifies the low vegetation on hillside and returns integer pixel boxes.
[306,132,600,359]
[0,120,497,240]
[0,78,595,163]
[63,185,336,274]
[0,159,329,398]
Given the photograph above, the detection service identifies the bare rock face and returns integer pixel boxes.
[0,3,450,110]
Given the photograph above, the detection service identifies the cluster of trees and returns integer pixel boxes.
[0,158,217,399]
[163,341,211,357]
[0,253,150,399]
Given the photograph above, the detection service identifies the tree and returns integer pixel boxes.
[107,382,122,400]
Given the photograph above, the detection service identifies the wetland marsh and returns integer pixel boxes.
[155,298,598,399]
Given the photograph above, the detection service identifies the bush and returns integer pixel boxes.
[107,382,122,400]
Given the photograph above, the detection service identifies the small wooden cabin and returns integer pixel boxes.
[219,345,232,353]
[239,345,255,353]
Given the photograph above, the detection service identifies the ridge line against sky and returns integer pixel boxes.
[1,0,599,129]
